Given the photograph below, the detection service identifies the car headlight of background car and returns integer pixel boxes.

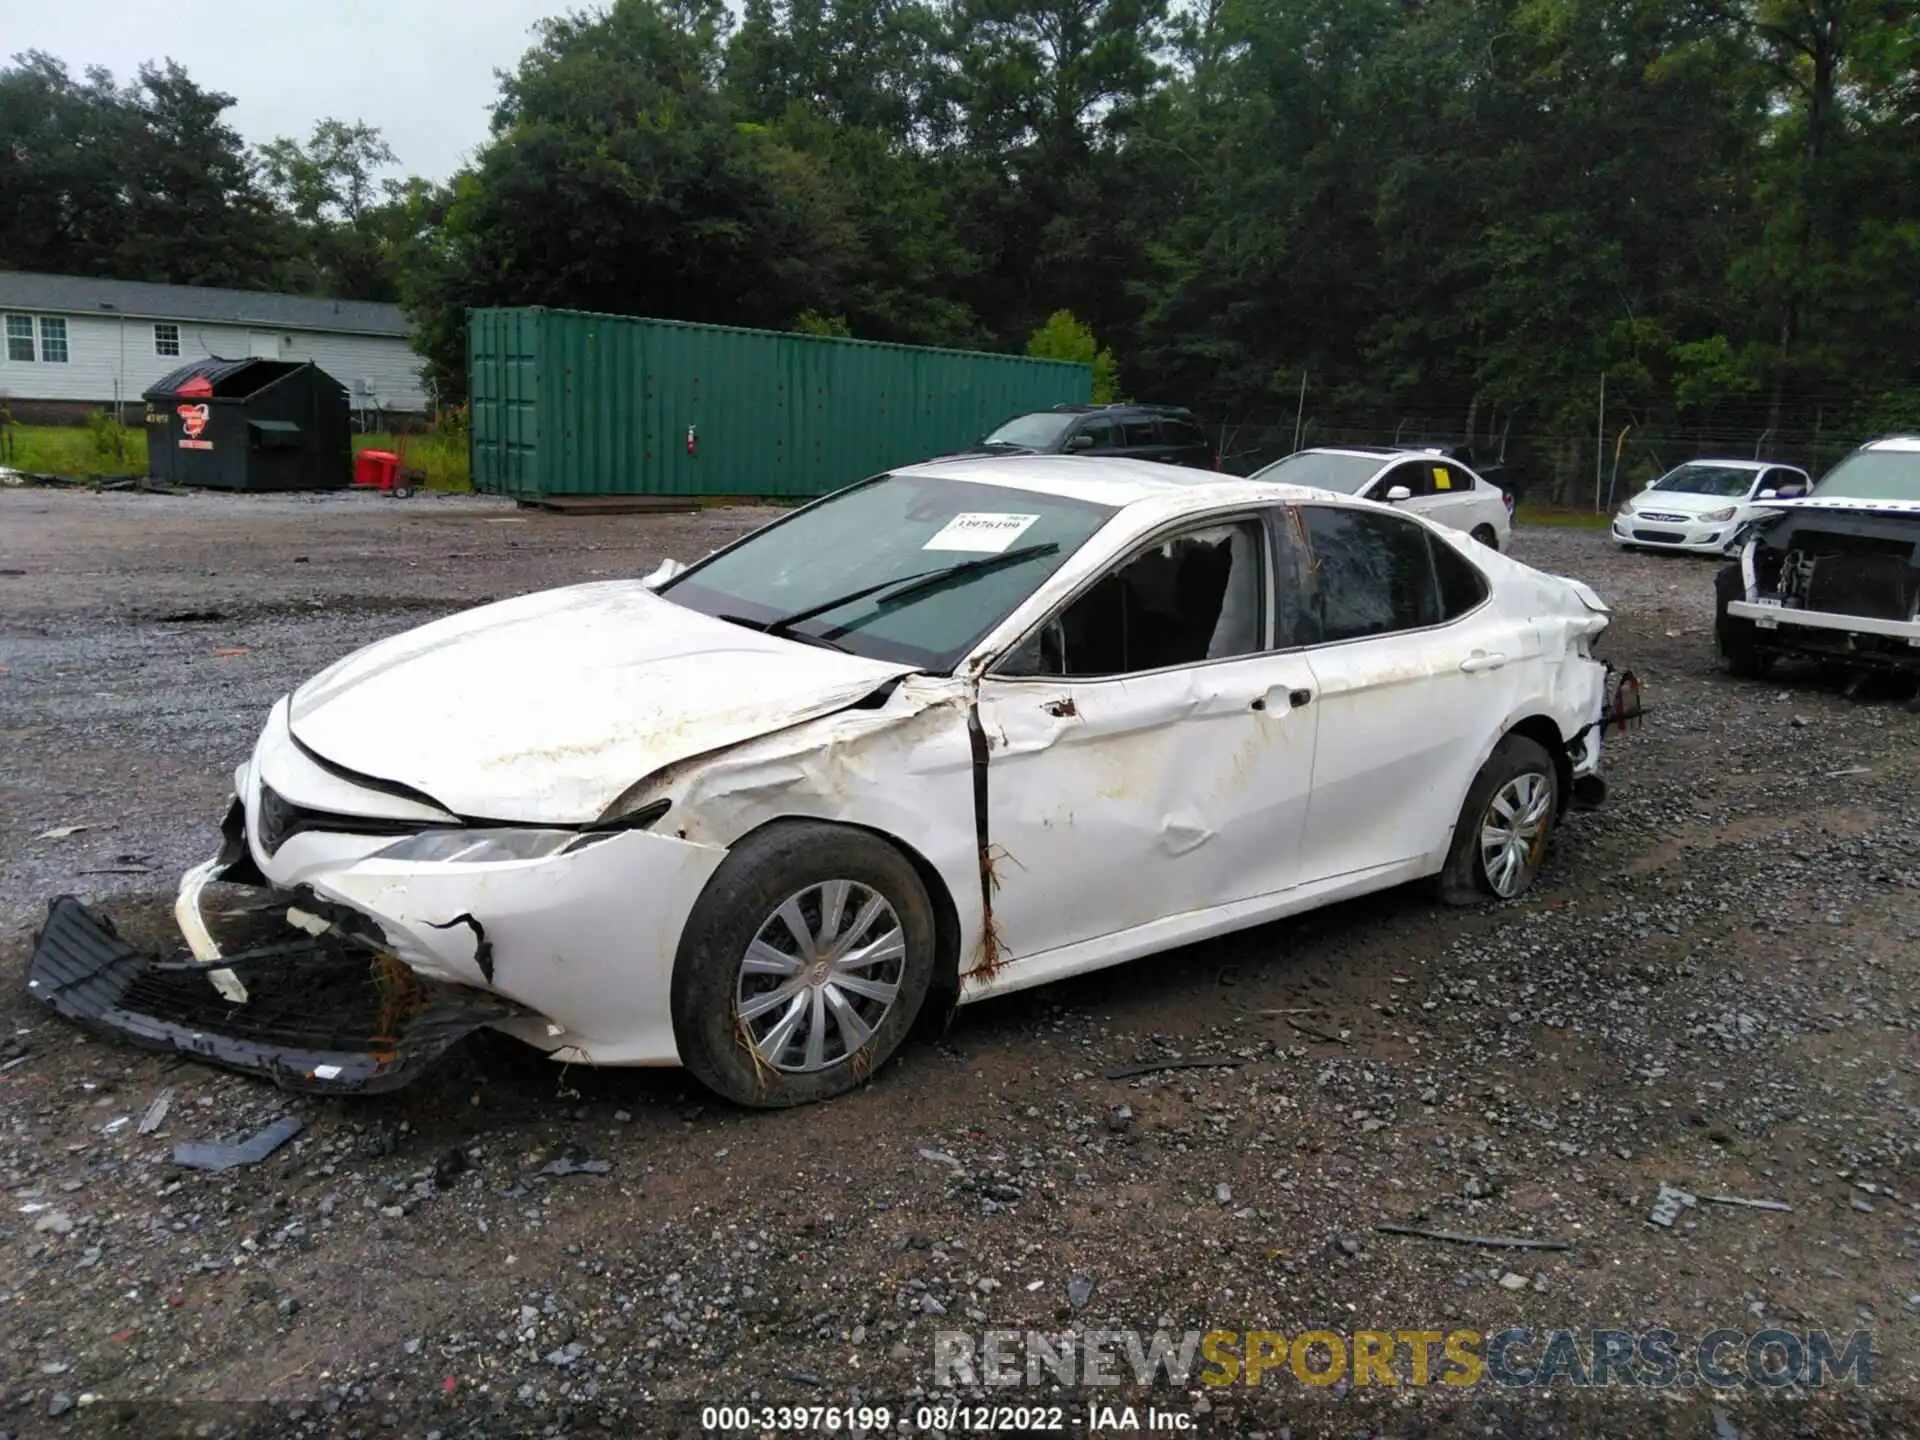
[373,829,617,864]
[1699,506,1738,523]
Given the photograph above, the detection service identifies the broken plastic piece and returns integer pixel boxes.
[27,896,528,1095]
[172,1114,305,1172]
[1374,1224,1570,1252]
[137,1088,174,1135]
[1700,1194,1792,1213]
[535,1155,612,1179]
[1647,1182,1698,1228]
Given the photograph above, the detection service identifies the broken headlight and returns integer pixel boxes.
[372,829,612,864]
[1699,506,1737,523]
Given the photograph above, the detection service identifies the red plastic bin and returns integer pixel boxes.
[354,449,400,492]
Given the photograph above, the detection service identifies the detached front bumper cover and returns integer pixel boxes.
[27,895,528,1094]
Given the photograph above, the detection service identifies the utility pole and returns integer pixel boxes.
[1593,373,1606,512]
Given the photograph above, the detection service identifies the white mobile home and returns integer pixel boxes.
[0,271,429,421]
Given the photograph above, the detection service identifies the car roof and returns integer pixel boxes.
[894,453,1305,510]
[1667,458,1779,471]
[1040,403,1195,417]
[1861,436,1920,453]
[1292,446,1455,461]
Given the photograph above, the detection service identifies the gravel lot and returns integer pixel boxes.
[1,486,1915,1439]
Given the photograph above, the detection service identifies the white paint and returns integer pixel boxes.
[921,512,1041,553]
[198,455,1613,1074]
[285,581,917,823]
[172,856,249,1004]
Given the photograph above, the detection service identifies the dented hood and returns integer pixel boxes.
[287,580,917,824]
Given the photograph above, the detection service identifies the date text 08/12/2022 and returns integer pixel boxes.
[698,1403,1195,1433]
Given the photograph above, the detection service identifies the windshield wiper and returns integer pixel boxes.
[753,543,1061,643]
[715,613,855,653]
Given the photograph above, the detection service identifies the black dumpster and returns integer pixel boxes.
[144,358,351,491]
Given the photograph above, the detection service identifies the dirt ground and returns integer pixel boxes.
[0,485,1916,1440]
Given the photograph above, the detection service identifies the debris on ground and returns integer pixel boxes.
[1699,1193,1792,1213]
[532,1153,612,1180]
[137,1087,175,1135]
[1647,1182,1699,1228]
[1104,1056,1246,1079]
[36,824,91,841]
[1374,1223,1571,1252]
[171,1114,304,1172]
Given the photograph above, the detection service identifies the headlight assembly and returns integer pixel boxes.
[372,829,613,864]
[1700,506,1737,523]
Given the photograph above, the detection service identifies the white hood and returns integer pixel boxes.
[1627,488,1749,515]
[287,580,917,824]
[1751,495,1920,519]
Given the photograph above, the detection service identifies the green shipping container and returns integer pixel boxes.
[468,307,1094,499]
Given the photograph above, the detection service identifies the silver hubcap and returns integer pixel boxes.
[735,880,904,1073]
[1479,772,1553,898]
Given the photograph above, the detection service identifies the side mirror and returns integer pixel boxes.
[1757,488,1777,500]
[1067,433,1095,452]
[1385,485,1412,503]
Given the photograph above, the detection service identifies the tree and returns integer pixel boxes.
[1027,309,1117,400]
[259,119,402,299]
[0,52,285,287]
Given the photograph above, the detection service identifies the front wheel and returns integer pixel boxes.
[671,821,937,1108]
[1435,734,1560,906]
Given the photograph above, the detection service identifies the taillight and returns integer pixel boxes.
[1213,452,1221,471]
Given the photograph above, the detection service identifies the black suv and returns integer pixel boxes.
[959,404,1216,470]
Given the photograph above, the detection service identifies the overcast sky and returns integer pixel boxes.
[14,0,564,181]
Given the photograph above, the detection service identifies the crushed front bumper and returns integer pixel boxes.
[27,895,529,1094]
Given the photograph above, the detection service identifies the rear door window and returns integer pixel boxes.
[1276,505,1444,647]
[1120,418,1162,449]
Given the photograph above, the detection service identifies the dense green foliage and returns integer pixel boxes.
[6,0,1919,496]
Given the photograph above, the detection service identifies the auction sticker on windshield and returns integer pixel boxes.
[923,512,1041,553]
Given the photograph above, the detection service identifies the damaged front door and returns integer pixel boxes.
[976,516,1321,964]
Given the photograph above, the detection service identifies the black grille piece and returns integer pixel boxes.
[1804,553,1917,621]
[26,896,527,1095]
[253,781,422,857]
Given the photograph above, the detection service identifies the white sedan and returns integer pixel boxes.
[1612,459,1811,554]
[1246,447,1514,550]
[31,457,1623,1108]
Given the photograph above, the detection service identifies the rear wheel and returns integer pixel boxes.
[1713,564,1772,679]
[1470,524,1499,549]
[1436,735,1560,906]
[671,821,936,1108]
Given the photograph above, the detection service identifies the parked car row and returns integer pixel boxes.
[957,405,1519,551]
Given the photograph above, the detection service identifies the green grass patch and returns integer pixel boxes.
[2,421,471,492]
[2,420,147,477]
[1515,503,1612,530]
[355,432,470,492]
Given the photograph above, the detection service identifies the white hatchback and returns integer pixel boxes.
[31,456,1626,1109]
[1612,459,1811,554]
[1246,447,1514,550]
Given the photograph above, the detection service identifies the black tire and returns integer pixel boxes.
[1713,563,1772,679]
[670,820,937,1108]
[392,485,413,500]
[1470,524,1499,550]
[1435,734,1560,907]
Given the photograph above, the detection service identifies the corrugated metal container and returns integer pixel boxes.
[468,308,1092,498]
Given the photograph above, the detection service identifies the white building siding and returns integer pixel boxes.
[0,309,427,412]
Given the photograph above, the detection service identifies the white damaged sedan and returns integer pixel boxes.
[30,456,1635,1107]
